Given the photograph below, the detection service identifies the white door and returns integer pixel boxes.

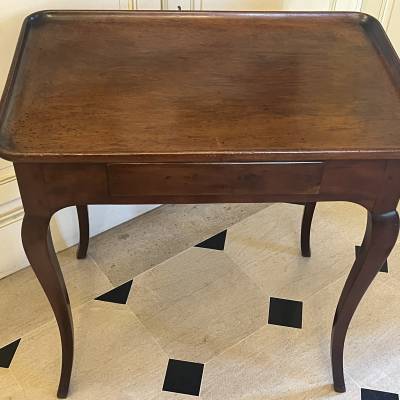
[362,1,400,53]
[0,1,156,279]
[134,0,362,11]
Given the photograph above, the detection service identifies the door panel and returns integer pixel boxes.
[362,0,399,55]
[136,0,162,9]
[180,0,332,11]
[361,0,384,16]
[136,0,360,13]
[166,0,192,10]
[386,1,400,53]
[200,0,285,11]
[282,0,331,10]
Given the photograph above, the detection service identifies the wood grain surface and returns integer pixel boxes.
[0,11,399,162]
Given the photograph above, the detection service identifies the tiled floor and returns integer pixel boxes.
[1,202,400,400]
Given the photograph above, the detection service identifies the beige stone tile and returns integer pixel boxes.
[225,202,366,300]
[200,232,398,400]
[10,301,169,400]
[385,231,400,285]
[56,244,80,267]
[340,278,400,390]
[301,271,400,393]
[0,256,113,347]
[61,256,114,308]
[303,272,391,338]
[0,369,26,400]
[128,247,236,319]
[128,247,267,363]
[361,375,400,397]
[89,203,269,286]
[201,323,360,400]
[301,276,345,345]
[5,199,400,400]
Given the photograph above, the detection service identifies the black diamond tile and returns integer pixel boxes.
[95,280,133,304]
[355,246,388,273]
[268,297,303,329]
[162,359,204,396]
[195,230,227,251]
[361,388,399,400]
[0,339,21,368]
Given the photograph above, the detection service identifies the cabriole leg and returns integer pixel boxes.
[301,202,316,257]
[76,205,89,259]
[22,214,74,398]
[331,210,399,392]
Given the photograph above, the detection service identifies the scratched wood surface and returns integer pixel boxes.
[0,11,399,163]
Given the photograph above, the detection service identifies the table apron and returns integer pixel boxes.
[12,160,388,212]
[107,162,324,197]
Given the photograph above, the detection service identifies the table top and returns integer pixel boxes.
[0,10,400,163]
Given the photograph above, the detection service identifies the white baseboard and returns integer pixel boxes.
[0,204,159,279]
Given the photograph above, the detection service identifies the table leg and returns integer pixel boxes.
[21,214,74,399]
[331,210,399,392]
[76,205,89,259]
[301,202,316,257]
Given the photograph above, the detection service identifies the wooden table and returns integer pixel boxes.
[1,10,400,398]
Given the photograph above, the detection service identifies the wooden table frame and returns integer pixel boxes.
[14,160,400,398]
[2,10,400,399]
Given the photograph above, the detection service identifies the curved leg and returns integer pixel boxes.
[76,205,89,259]
[301,202,316,257]
[22,214,74,398]
[331,210,399,392]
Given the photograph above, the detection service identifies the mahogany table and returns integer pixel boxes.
[1,10,400,398]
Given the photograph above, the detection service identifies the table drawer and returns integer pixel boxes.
[107,162,324,197]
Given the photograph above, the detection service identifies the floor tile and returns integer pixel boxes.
[162,359,204,396]
[362,376,400,399]
[225,202,366,300]
[0,338,21,368]
[0,369,26,399]
[0,256,112,347]
[386,234,400,283]
[10,301,169,400]
[3,201,400,399]
[342,277,400,392]
[303,274,400,393]
[268,297,303,329]
[128,247,266,363]
[361,388,399,400]
[195,230,227,251]
[301,276,345,342]
[201,323,360,400]
[88,203,269,286]
[95,280,133,304]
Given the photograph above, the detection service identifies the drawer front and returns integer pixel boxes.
[107,162,324,197]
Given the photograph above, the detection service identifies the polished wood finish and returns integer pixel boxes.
[76,205,89,259]
[21,213,73,398]
[331,210,399,392]
[1,10,400,399]
[301,202,316,257]
[108,162,324,197]
[1,11,400,163]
